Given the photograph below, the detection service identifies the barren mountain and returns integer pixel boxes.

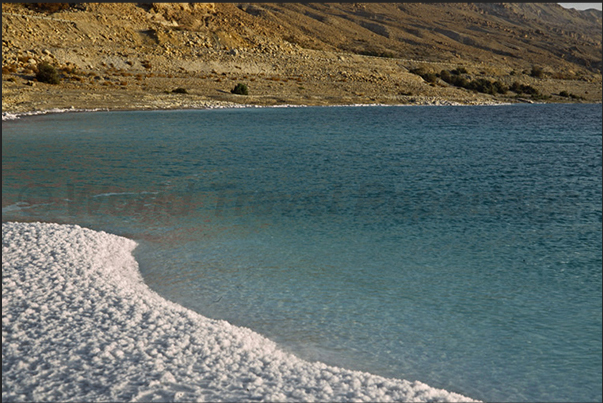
[2,2,601,113]
[213,2,602,72]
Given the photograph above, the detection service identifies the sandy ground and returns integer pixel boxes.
[4,46,601,115]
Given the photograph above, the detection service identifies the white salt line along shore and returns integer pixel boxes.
[2,97,518,121]
[2,222,477,402]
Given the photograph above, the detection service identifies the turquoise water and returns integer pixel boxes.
[2,104,601,402]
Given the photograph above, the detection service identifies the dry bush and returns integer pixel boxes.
[35,61,60,84]
[231,83,249,95]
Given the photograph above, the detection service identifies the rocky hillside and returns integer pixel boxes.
[201,2,602,73]
[2,2,601,112]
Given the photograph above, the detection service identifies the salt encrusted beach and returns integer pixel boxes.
[3,4,601,401]
[2,221,477,402]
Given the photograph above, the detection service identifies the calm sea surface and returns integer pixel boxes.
[3,104,602,402]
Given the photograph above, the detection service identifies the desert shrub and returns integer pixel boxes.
[530,65,545,78]
[439,70,507,94]
[450,66,468,75]
[418,72,438,83]
[410,67,438,83]
[439,69,452,83]
[558,90,585,100]
[450,75,469,88]
[492,81,508,94]
[231,83,249,95]
[467,78,497,94]
[510,82,539,95]
[439,69,468,88]
[35,62,60,84]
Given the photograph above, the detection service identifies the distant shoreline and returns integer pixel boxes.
[3,3,601,119]
[4,73,600,117]
[5,98,603,123]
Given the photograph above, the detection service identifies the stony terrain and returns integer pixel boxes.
[2,2,602,114]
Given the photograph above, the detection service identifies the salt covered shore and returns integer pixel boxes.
[1,222,477,402]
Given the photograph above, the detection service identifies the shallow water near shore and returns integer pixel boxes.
[2,104,602,402]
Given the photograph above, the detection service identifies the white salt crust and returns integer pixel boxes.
[2,222,477,402]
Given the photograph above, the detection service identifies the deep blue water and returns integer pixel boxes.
[3,104,602,402]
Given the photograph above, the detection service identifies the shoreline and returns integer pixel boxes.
[2,220,479,402]
[3,103,600,400]
[4,98,601,122]
[0,92,515,118]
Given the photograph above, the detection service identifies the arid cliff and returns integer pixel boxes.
[2,2,601,113]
